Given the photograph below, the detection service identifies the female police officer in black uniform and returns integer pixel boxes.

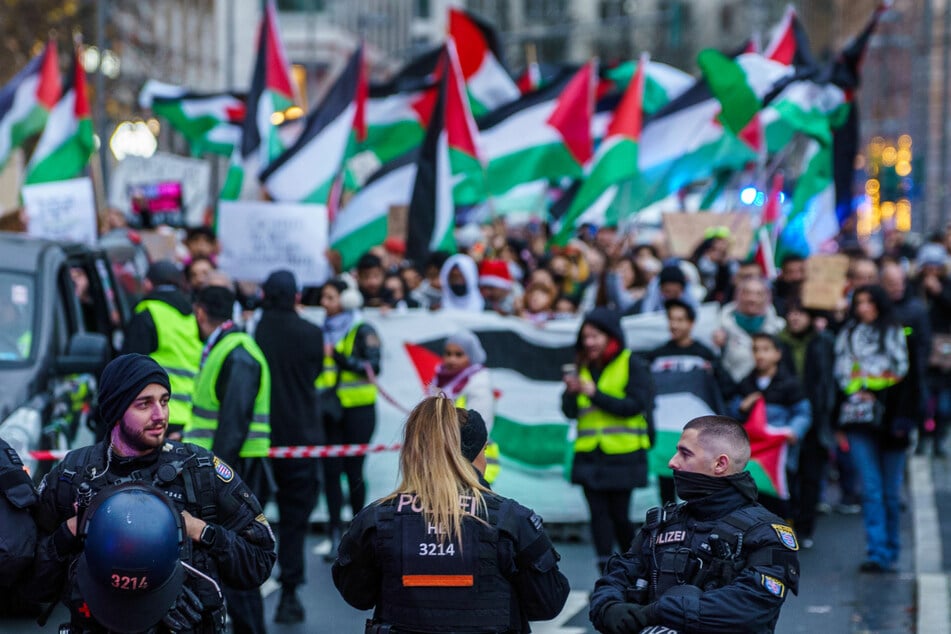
[332,396,569,633]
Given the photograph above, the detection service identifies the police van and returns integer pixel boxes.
[0,232,141,479]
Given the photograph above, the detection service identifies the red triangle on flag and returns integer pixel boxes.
[404,342,443,390]
[36,40,61,110]
[72,47,91,119]
[546,60,595,166]
[354,46,368,142]
[445,41,481,159]
[448,7,490,79]
[745,398,788,496]
[263,0,295,101]
[738,113,763,153]
[764,7,797,65]
[606,53,647,141]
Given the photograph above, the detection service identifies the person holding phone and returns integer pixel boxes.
[561,308,655,573]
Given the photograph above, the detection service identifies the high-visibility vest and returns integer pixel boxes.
[575,350,651,455]
[135,299,202,427]
[186,332,271,458]
[455,394,500,484]
[315,323,378,409]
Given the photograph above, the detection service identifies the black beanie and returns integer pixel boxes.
[262,270,297,310]
[659,264,686,287]
[98,354,171,427]
[577,307,625,348]
[459,409,488,463]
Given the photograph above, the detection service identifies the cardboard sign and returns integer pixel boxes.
[0,149,23,214]
[663,212,752,259]
[109,152,210,226]
[21,177,98,244]
[217,200,330,286]
[138,229,180,262]
[387,204,409,240]
[802,254,850,310]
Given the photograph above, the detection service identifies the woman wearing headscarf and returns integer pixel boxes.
[438,254,484,312]
[427,330,499,482]
[317,277,382,560]
[833,284,910,573]
[332,398,569,633]
[561,308,655,573]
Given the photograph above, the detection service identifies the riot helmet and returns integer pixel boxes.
[76,482,185,633]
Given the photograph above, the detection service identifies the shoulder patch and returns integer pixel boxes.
[529,512,543,531]
[213,457,234,482]
[771,523,799,550]
[760,573,786,597]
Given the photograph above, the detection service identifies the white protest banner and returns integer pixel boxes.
[217,200,330,286]
[21,177,97,244]
[109,152,211,226]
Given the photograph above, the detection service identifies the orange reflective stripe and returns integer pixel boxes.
[401,574,474,587]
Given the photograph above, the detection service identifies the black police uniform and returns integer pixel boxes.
[332,491,570,633]
[29,440,277,634]
[0,439,38,589]
[589,471,800,634]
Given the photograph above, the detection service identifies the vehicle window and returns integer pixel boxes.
[0,271,36,363]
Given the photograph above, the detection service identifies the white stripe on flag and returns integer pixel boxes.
[0,75,40,163]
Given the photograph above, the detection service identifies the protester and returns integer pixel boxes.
[356,253,395,308]
[479,258,518,315]
[439,253,484,312]
[714,276,786,384]
[914,242,951,455]
[562,308,655,573]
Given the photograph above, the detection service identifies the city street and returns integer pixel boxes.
[0,481,915,634]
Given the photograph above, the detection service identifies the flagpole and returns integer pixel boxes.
[94,0,109,193]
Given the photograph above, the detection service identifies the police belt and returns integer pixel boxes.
[366,620,516,634]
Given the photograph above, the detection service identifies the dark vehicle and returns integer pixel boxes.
[0,232,138,479]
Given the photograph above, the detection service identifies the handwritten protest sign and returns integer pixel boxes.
[802,254,850,310]
[663,212,752,259]
[110,152,210,226]
[21,177,97,244]
[217,201,330,286]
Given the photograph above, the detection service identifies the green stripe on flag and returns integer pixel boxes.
[698,49,761,136]
[491,414,570,468]
[486,143,582,197]
[333,215,388,270]
[746,461,781,498]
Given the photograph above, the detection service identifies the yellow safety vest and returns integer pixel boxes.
[575,350,651,455]
[315,323,378,409]
[135,299,202,427]
[185,332,271,458]
[455,393,500,484]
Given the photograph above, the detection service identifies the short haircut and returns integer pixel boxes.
[356,252,383,271]
[684,415,751,470]
[664,298,696,322]
[751,332,782,352]
[185,226,216,242]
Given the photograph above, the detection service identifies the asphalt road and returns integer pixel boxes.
[0,490,915,634]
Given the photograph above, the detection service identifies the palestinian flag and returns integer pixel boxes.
[763,5,816,68]
[516,60,541,94]
[0,39,60,170]
[262,46,366,204]
[744,398,790,499]
[599,59,693,117]
[220,0,296,201]
[331,150,418,270]
[448,7,520,116]
[478,63,594,198]
[139,80,245,156]
[24,48,94,185]
[445,40,487,207]
[778,139,837,257]
[552,53,648,245]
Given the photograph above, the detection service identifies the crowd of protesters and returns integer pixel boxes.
[102,209,951,575]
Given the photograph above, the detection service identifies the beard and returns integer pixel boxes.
[116,417,166,453]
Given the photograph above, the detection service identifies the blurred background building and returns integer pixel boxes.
[0,0,943,234]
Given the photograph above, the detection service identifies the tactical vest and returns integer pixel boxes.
[135,299,202,427]
[53,443,227,631]
[0,441,38,587]
[187,332,271,458]
[638,502,795,601]
[372,495,518,632]
[575,351,651,454]
[315,323,378,409]
[455,393,500,485]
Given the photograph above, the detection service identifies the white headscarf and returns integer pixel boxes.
[439,254,484,312]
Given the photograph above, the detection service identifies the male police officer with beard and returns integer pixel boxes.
[590,416,799,634]
[27,354,276,633]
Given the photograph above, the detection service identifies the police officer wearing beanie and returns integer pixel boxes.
[332,397,569,633]
[122,259,203,440]
[589,416,800,634]
[185,285,272,634]
[254,270,325,624]
[27,353,276,634]
[0,438,38,606]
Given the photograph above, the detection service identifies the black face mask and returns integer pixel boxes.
[672,470,732,501]
[450,283,469,297]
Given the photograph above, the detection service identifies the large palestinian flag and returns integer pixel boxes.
[448,7,520,116]
[139,80,245,157]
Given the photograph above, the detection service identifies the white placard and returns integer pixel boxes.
[109,152,211,226]
[21,177,97,244]
[217,200,330,286]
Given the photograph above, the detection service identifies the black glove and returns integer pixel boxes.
[600,601,653,634]
[162,584,204,632]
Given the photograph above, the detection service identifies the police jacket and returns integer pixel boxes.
[0,439,38,589]
[332,491,570,633]
[589,472,799,634]
[28,440,276,633]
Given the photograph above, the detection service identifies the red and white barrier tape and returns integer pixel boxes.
[29,442,403,462]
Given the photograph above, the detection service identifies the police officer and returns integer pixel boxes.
[332,397,570,633]
[28,353,276,634]
[122,259,203,439]
[589,415,800,634]
[0,438,38,599]
[185,285,272,634]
